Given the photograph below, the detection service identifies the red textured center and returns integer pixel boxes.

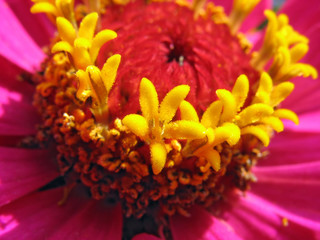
[98,0,259,118]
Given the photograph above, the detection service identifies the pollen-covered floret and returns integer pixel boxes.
[122,78,206,174]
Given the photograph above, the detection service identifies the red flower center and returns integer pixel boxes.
[98,1,259,118]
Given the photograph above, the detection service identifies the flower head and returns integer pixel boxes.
[0,0,319,239]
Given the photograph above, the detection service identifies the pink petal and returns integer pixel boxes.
[0,147,58,207]
[132,233,162,240]
[0,187,123,240]
[284,110,320,133]
[246,31,264,47]
[6,0,54,47]
[0,55,35,100]
[0,0,44,72]
[0,85,39,135]
[47,201,123,240]
[240,0,272,32]
[280,0,320,34]
[170,205,241,240]
[211,0,233,14]
[0,56,39,136]
[258,131,320,166]
[251,161,320,229]
[221,192,319,240]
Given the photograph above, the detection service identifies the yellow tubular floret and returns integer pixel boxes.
[251,9,317,82]
[101,54,121,93]
[259,116,284,132]
[159,85,190,123]
[52,13,117,70]
[241,125,270,146]
[90,30,118,63]
[201,149,221,172]
[56,17,76,43]
[164,120,206,139]
[200,101,223,128]
[274,109,299,125]
[31,2,58,16]
[232,74,249,110]
[75,54,121,116]
[179,101,199,122]
[253,72,273,104]
[122,114,149,138]
[139,78,159,122]
[235,104,274,127]
[269,81,294,107]
[216,89,237,122]
[78,12,98,40]
[150,142,167,175]
[122,71,302,174]
[213,123,240,146]
[31,0,76,25]
[122,79,208,174]
[269,46,318,83]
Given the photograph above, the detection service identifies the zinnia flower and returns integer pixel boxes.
[0,0,319,239]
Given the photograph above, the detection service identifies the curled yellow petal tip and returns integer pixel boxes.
[241,125,270,147]
[179,100,199,122]
[139,77,159,121]
[159,85,190,123]
[150,142,167,175]
[122,114,149,138]
[274,109,299,125]
[232,74,249,110]
[216,89,237,122]
[164,120,206,140]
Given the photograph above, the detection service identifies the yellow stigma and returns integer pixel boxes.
[76,54,121,122]
[122,78,207,174]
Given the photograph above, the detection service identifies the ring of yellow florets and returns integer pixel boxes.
[31,0,316,220]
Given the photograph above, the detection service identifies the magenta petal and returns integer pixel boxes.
[280,0,320,34]
[170,205,241,240]
[0,188,123,240]
[251,161,320,229]
[284,110,320,133]
[0,147,58,207]
[132,233,162,240]
[240,0,272,32]
[222,192,319,240]
[210,0,233,14]
[258,131,320,166]
[0,57,40,136]
[0,85,39,135]
[6,0,54,47]
[47,202,123,240]
[0,0,44,72]
[0,188,86,239]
